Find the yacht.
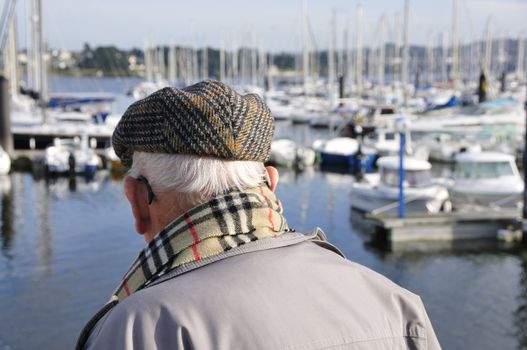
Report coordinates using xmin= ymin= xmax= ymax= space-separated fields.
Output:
xmin=44 ymin=137 xmax=101 ymax=176
xmin=269 ymin=139 xmax=315 ymax=168
xmin=448 ymin=152 xmax=524 ymax=209
xmin=350 ymin=156 xmax=451 ymax=214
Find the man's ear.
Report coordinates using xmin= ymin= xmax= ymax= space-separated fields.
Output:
xmin=265 ymin=166 xmax=279 ymax=192
xmin=124 ymin=176 xmax=152 ymax=235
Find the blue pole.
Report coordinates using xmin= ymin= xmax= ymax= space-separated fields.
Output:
xmin=398 ymin=132 xmax=406 ymax=218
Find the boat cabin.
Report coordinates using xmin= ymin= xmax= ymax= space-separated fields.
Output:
xmin=377 ymin=157 xmax=432 ymax=188
xmin=453 ymin=152 xmax=519 ymax=179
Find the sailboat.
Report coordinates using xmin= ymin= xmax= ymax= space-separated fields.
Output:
xmin=1 ymin=0 xmax=118 ymax=151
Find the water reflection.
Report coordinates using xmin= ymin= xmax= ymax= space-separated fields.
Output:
xmin=0 ymin=126 xmax=525 ymax=350
xmin=0 ymin=176 xmax=14 ymax=256
xmin=35 ymin=179 xmax=53 ymax=274
xmin=44 ymin=171 xmax=109 ymax=199
xmin=516 ymin=250 xmax=527 ymax=350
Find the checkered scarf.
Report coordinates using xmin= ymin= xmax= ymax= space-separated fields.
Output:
xmin=113 ymin=184 xmax=288 ymax=301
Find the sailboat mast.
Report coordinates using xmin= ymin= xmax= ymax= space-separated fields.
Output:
xmin=192 ymin=46 xmax=198 ymax=84
xmin=517 ymin=31 xmax=525 ymax=79
xmin=451 ymin=0 xmax=459 ymax=85
xmin=328 ymin=9 xmax=336 ymax=99
xmin=441 ymin=31 xmax=448 ymax=82
xmin=158 ymin=46 xmax=166 ymax=82
xmin=402 ymin=0 xmax=410 ymax=107
xmin=168 ymin=44 xmax=177 ymax=85
xmin=201 ymin=47 xmax=208 ymax=80
xmin=393 ymin=13 xmax=400 ymax=84
xmin=251 ymin=33 xmax=257 ymax=87
xmin=355 ymin=5 xmax=363 ymax=97
xmin=484 ymin=16 xmax=493 ymax=77
xmin=498 ymin=33 xmax=506 ymax=76
xmin=219 ymin=38 xmax=225 ymax=82
xmin=377 ymin=15 xmax=385 ymax=90
xmin=302 ymin=0 xmax=309 ymax=96
xmin=427 ymin=32 xmax=435 ymax=84
xmin=6 ymin=13 xmax=18 ymax=98
xmin=32 ymin=0 xmax=47 ymax=121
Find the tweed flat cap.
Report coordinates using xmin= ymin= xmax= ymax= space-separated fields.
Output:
xmin=112 ymin=80 xmax=274 ymax=167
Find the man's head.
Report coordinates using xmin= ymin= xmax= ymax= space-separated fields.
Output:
xmin=112 ymin=81 xmax=277 ymax=242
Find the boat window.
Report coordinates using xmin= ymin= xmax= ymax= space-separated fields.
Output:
xmin=380 ymin=168 xmax=432 ymax=187
xmin=456 ymin=161 xmax=515 ymax=179
xmin=380 ymin=108 xmax=395 ymax=115
xmin=380 ymin=168 xmax=399 ymax=187
xmin=368 ymin=133 xmax=379 ymax=142
xmin=406 ymin=170 xmax=432 ymax=187
xmin=455 ymin=162 xmax=473 ymax=179
xmin=385 ymin=132 xmax=395 ymax=140
xmin=476 ymin=161 xmax=514 ymax=178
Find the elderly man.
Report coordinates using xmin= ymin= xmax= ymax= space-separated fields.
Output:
xmin=77 ymin=81 xmax=441 ymax=350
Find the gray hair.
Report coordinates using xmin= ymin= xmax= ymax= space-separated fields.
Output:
xmin=128 ymin=152 xmax=266 ymax=208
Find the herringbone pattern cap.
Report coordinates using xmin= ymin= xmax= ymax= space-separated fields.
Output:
xmin=112 ymin=80 xmax=274 ymax=167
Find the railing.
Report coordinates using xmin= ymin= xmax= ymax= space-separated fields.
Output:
xmin=370 ymin=194 xmax=427 ymax=215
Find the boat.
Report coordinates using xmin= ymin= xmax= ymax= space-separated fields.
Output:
xmin=350 ymin=156 xmax=451 ymax=214
xmin=416 ymin=132 xmax=482 ymax=163
xmin=265 ymin=91 xmax=295 ymax=121
xmin=0 ymin=146 xmax=11 ymax=175
xmin=410 ymin=98 xmax=524 ymax=134
xmin=312 ymin=137 xmax=360 ymax=169
xmin=44 ymin=137 xmax=101 ymax=176
xmin=3 ymin=0 xmax=119 ymax=151
xmin=269 ymin=139 xmax=315 ymax=168
xmin=309 ymin=113 xmax=344 ymax=129
xmin=448 ymin=152 xmax=524 ymax=209
xmin=131 ymin=81 xmax=166 ymax=100
xmin=362 ymin=128 xmax=401 ymax=157
xmin=104 ymin=146 xmax=126 ymax=173
xmin=289 ymin=96 xmax=333 ymax=124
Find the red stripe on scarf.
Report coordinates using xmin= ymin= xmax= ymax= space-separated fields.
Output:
xmin=184 ymin=214 xmax=201 ymax=260
xmin=123 ymin=279 xmax=131 ymax=296
xmin=259 ymin=185 xmax=277 ymax=238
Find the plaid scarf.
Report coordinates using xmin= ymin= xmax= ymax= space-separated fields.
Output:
xmin=113 ymin=184 xmax=288 ymax=301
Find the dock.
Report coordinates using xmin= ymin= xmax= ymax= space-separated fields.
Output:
xmin=364 ymin=208 xmax=523 ymax=243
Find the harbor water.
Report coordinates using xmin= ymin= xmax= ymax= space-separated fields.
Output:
xmin=0 ymin=78 xmax=526 ymax=350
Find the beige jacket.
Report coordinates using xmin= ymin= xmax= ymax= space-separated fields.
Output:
xmin=80 ymin=230 xmax=441 ymax=349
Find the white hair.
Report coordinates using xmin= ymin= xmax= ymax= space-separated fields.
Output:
xmin=128 ymin=152 xmax=266 ymax=208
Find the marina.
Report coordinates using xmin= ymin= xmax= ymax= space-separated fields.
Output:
xmin=0 ymin=0 xmax=526 ymax=348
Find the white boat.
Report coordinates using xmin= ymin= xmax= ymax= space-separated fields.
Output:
xmin=269 ymin=139 xmax=315 ymax=168
xmin=44 ymin=137 xmax=101 ymax=175
xmin=350 ymin=156 xmax=451 ymax=214
xmin=417 ymin=132 xmax=482 ymax=163
xmin=362 ymin=128 xmax=401 ymax=157
xmin=411 ymin=98 xmax=524 ymax=134
xmin=448 ymin=152 xmax=524 ymax=209
xmin=104 ymin=146 xmax=125 ymax=172
xmin=0 ymin=146 xmax=11 ymax=175
xmin=309 ymin=113 xmax=344 ymax=129
xmin=312 ymin=137 xmax=360 ymax=168
xmin=355 ymin=104 xmax=401 ymax=129
xmin=265 ymin=92 xmax=295 ymax=121
xmin=289 ymin=96 xmax=333 ymax=124
xmin=131 ymin=81 xmax=167 ymax=100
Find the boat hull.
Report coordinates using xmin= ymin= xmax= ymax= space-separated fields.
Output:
xmin=350 ymin=185 xmax=449 ymax=214
xmin=450 ymin=190 xmax=522 ymax=209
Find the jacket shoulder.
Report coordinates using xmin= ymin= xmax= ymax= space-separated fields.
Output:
xmin=85 ymin=293 xmax=192 ymax=350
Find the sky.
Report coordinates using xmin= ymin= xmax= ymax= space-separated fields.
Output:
xmin=9 ymin=0 xmax=527 ymax=52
